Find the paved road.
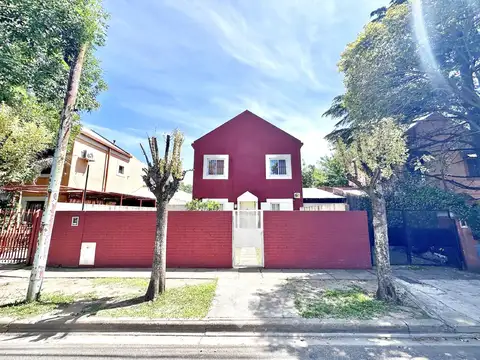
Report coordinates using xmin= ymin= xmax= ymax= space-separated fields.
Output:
xmin=1 ymin=333 xmax=480 ymax=359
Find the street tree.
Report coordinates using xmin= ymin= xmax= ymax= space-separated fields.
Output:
xmin=0 ymin=0 xmax=107 ymax=110
xmin=335 ymin=119 xmax=408 ymax=302
xmin=326 ymin=0 xmax=480 ymax=190
xmin=141 ymin=131 xmax=190 ymax=301
xmin=26 ymin=0 xmax=108 ymax=302
xmin=340 ymin=0 xmax=480 ymax=131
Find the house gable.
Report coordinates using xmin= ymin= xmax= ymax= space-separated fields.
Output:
xmin=191 ymin=110 xmax=304 ymax=210
xmin=192 ymin=110 xmax=303 ymax=149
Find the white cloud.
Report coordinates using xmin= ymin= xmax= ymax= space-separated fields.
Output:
xmin=163 ymin=0 xmax=341 ymax=90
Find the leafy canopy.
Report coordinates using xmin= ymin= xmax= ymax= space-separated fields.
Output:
xmin=335 ymin=119 xmax=408 ymax=190
xmin=0 ymin=0 xmax=108 ymax=184
xmin=0 ymin=100 xmax=54 ymax=184
xmin=302 ymin=156 xmax=348 ymax=188
xmin=0 ymin=0 xmax=108 ymax=110
xmin=337 ymin=0 xmax=480 ymax=131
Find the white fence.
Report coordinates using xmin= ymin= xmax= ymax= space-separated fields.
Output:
xmin=300 ymin=203 xmax=348 ymax=211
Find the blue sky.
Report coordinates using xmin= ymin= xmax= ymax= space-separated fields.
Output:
xmin=83 ymin=0 xmax=386 ymax=183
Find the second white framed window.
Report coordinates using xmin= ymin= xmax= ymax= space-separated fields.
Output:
xmin=203 ymin=155 xmax=229 ymax=179
xmin=266 ymin=154 xmax=292 ymax=179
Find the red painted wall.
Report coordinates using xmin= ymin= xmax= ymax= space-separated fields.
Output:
xmin=192 ymin=111 xmax=304 ymax=209
xmin=46 ymin=211 xmax=232 ymax=268
xmin=263 ymin=211 xmax=371 ymax=269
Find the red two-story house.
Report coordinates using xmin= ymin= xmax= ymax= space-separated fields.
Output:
xmin=192 ymin=110 xmax=303 ymax=210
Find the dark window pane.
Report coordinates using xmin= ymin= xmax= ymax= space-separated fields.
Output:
xmin=278 ymin=159 xmax=287 ymax=175
xmin=216 ymin=160 xmax=224 ymax=175
xmin=208 ymin=160 xmax=216 ymax=175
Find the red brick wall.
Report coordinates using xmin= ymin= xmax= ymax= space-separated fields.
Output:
xmin=263 ymin=211 xmax=371 ymax=269
xmin=47 ymin=211 xmax=232 ymax=268
xmin=167 ymin=212 xmax=232 ymax=268
xmin=45 ymin=210 xmax=371 ymax=269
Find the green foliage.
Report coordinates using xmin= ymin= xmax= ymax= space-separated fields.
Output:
xmin=179 ymin=182 xmax=192 ymax=194
xmin=0 ymin=100 xmax=54 ymax=184
xmin=186 ymin=199 xmax=222 ymax=211
xmin=302 ymin=161 xmax=325 ymax=188
xmin=318 ymin=156 xmax=349 ymax=187
xmin=348 ymin=174 xmax=480 ymax=236
xmin=336 ymin=0 xmax=480 ymax=134
xmin=0 ymin=0 xmax=109 ymax=110
xmin=302 ymin=156 xmax=349 ymax=188
xmin=0 ymin=0 xmax=108 ymax=185
xmin=335 ymin=119 xmax=408 ymax=189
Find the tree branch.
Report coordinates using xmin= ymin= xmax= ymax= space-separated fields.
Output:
xmin=370 ymin=168 xmax=381 ymax=188
xmin=140 ymin=142 xmax=152 ymax=168
xmin=423 ymin=173 xmax=480 ymax=191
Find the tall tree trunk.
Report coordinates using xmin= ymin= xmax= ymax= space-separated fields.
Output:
xmin=26 ymin=43 xmax=88 ymax=303
xmin=145 ymin=199 xmax=168 ymax=301
xmin=371 ymin=182 xmax=397 ymax=303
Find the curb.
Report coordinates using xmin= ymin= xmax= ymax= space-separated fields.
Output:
xmin=0 ymin=317 xmax=473 ymax=334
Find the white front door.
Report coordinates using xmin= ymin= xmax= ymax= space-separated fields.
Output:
xmin=232 ymin=210 xmax=264 ymax=268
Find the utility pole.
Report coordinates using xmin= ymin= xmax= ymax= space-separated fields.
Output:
xmin=26 ymin=44 xmax=88 ymax=302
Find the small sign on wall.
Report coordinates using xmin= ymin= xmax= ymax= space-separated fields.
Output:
xmin=79 ymin=242 xmax=96 ymax=265
xmin=71 ymin=216 xmax=79 ymax=226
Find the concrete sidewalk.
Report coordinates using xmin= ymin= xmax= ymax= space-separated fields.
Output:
xmin=394 ymin=267 xmax=480 ymax=332
xmin=0 ymin=266 xmax=377 ymax=281
xmin=2 ymin=266 xmax=480 ymax=334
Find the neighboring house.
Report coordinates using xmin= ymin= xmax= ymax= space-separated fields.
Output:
xmin=301 ymin=188 xmax=347 ymax=211
xmin=192 ymin=110 xmax=303 ymax=210
xmin=5 ymin=127 xmax=156 ymax=210
xmin=408 ymin=114 xmax=480 ymax=200
xmin=167 ymin=190 xmax=192 ymax=211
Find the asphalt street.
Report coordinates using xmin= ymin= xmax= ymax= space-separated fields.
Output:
xmin=0 ymin=332 xmax=480 ymax=359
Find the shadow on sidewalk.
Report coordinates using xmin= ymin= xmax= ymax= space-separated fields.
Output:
xmin=246 ymin=273 xmax=430 ymax=359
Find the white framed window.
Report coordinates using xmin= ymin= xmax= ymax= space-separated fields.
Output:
xmin=203 ymin=155 xmax=229 ymax=179
xmin=266 ymin=154 xmax=292 ymax=179
xmin=117 ymin=164 xmax=125 ymax=176
xmin=270 ymin=203 xmax=281 ymax=211
xmin=266 ymin=198 xmax=294 ymax=211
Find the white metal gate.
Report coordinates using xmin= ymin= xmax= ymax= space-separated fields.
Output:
xmin=232 ymin=210 xmax=264 ymax=268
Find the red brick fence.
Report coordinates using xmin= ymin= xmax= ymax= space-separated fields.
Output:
xmin=37 ymin=210 xmax=372 ymax=269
